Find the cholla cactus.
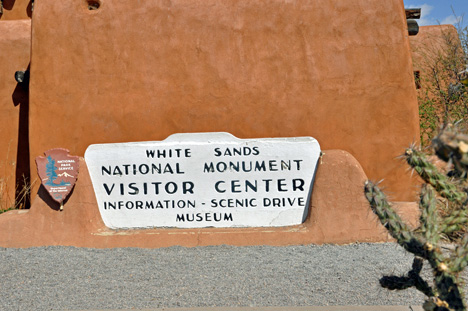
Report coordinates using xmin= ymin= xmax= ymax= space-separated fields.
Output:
xmin=365 ymin=124 xmax=468 ymax=311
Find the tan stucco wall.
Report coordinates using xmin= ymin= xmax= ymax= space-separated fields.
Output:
xmin=28 ymin=0 xmax=420 ymax=201
xmin=0 ymin=20 xmax=31 ymax=210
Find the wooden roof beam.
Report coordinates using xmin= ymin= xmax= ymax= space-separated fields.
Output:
xmin=406 ymin=8 xmax=421 ymax=20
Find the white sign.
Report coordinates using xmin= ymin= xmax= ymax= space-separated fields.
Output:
xmin=84 ymin=133 xmax=321 ymax=229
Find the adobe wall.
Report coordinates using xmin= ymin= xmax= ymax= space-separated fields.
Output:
xmin=29 ymin=0 xmax=420 ymax=201
xmin=0 ymin=20 xmax=31 ymax=210
xmin=410 ymin=24 xmax=461 ymax=74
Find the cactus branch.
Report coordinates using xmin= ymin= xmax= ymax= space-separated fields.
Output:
xmin=365 ymin=180 xmax=425 ymax=256
xmin=440 ymin=210 xmax=468 ymax=236
xmin=404 ymin=147 xmax=466 ymax=203
xmin=451 ymin=234 xmax=468 ymax=273
xmin=420 ymin=184 xmax=440 ymax=244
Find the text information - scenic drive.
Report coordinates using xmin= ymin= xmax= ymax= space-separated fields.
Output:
xmin=84 ymin=133 xmax=321 ymax=229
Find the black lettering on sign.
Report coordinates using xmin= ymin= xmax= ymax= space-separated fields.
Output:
xmin=202 ymin=159 xmax=301 ymax=174
xmin=146 ymin=149 xmax=192 ymax=158
xmin=213 ymin=179 xmax=305 ymax=193
xmin=215 ymin=181 xmax=226 ymax=193
xmin=211 ymin=198 xmax=257 ymax=208
xmin=204 ymin=162 xmax=215 ymax=173
xmin=175 ymin=213 xmax=234 ymax=222
xmin=128 ymin=183 xmax=139 ymax=195
xmin=103 ymin=183 xmax=115 ymax=195
xmin=104 ymin=200 xmax=196 ymax=210
xmin=213 ymin=147 xmax=260 ymax=157
xmin=263 ymin=197 xmax=305 ymax=207
xmin=101 ymin=163 xmax=185 ymax=175
xmin=102 ymin=181 xmax=195 ymax=195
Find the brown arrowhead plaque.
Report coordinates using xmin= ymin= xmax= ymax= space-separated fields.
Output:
xmin=36 ymin=148 xmax=80 ymax=210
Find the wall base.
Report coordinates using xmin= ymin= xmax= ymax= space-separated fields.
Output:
xmin=0 ymin=150 xmax=419 ymax=248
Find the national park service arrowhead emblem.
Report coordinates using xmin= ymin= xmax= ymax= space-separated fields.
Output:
xmin=36 ymin=148 xmax=80 ymax=210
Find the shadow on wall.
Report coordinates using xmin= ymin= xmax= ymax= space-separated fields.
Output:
xmin=2 ymin=0 xmax=16 ymax=10
xmin=27 ymin=0 xmax=32 ymax=17
xmin=0 ymin=0 xmax=33 ymax=18
xmin=12 ymin=64 xmax=30 ymax=209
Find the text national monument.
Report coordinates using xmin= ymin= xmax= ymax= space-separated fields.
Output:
xmin=84 ymin=133 xmax=321 ymax=229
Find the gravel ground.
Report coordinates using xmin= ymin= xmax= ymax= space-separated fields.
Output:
xmin=0 ymin=243 xmax=455 ymax=311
